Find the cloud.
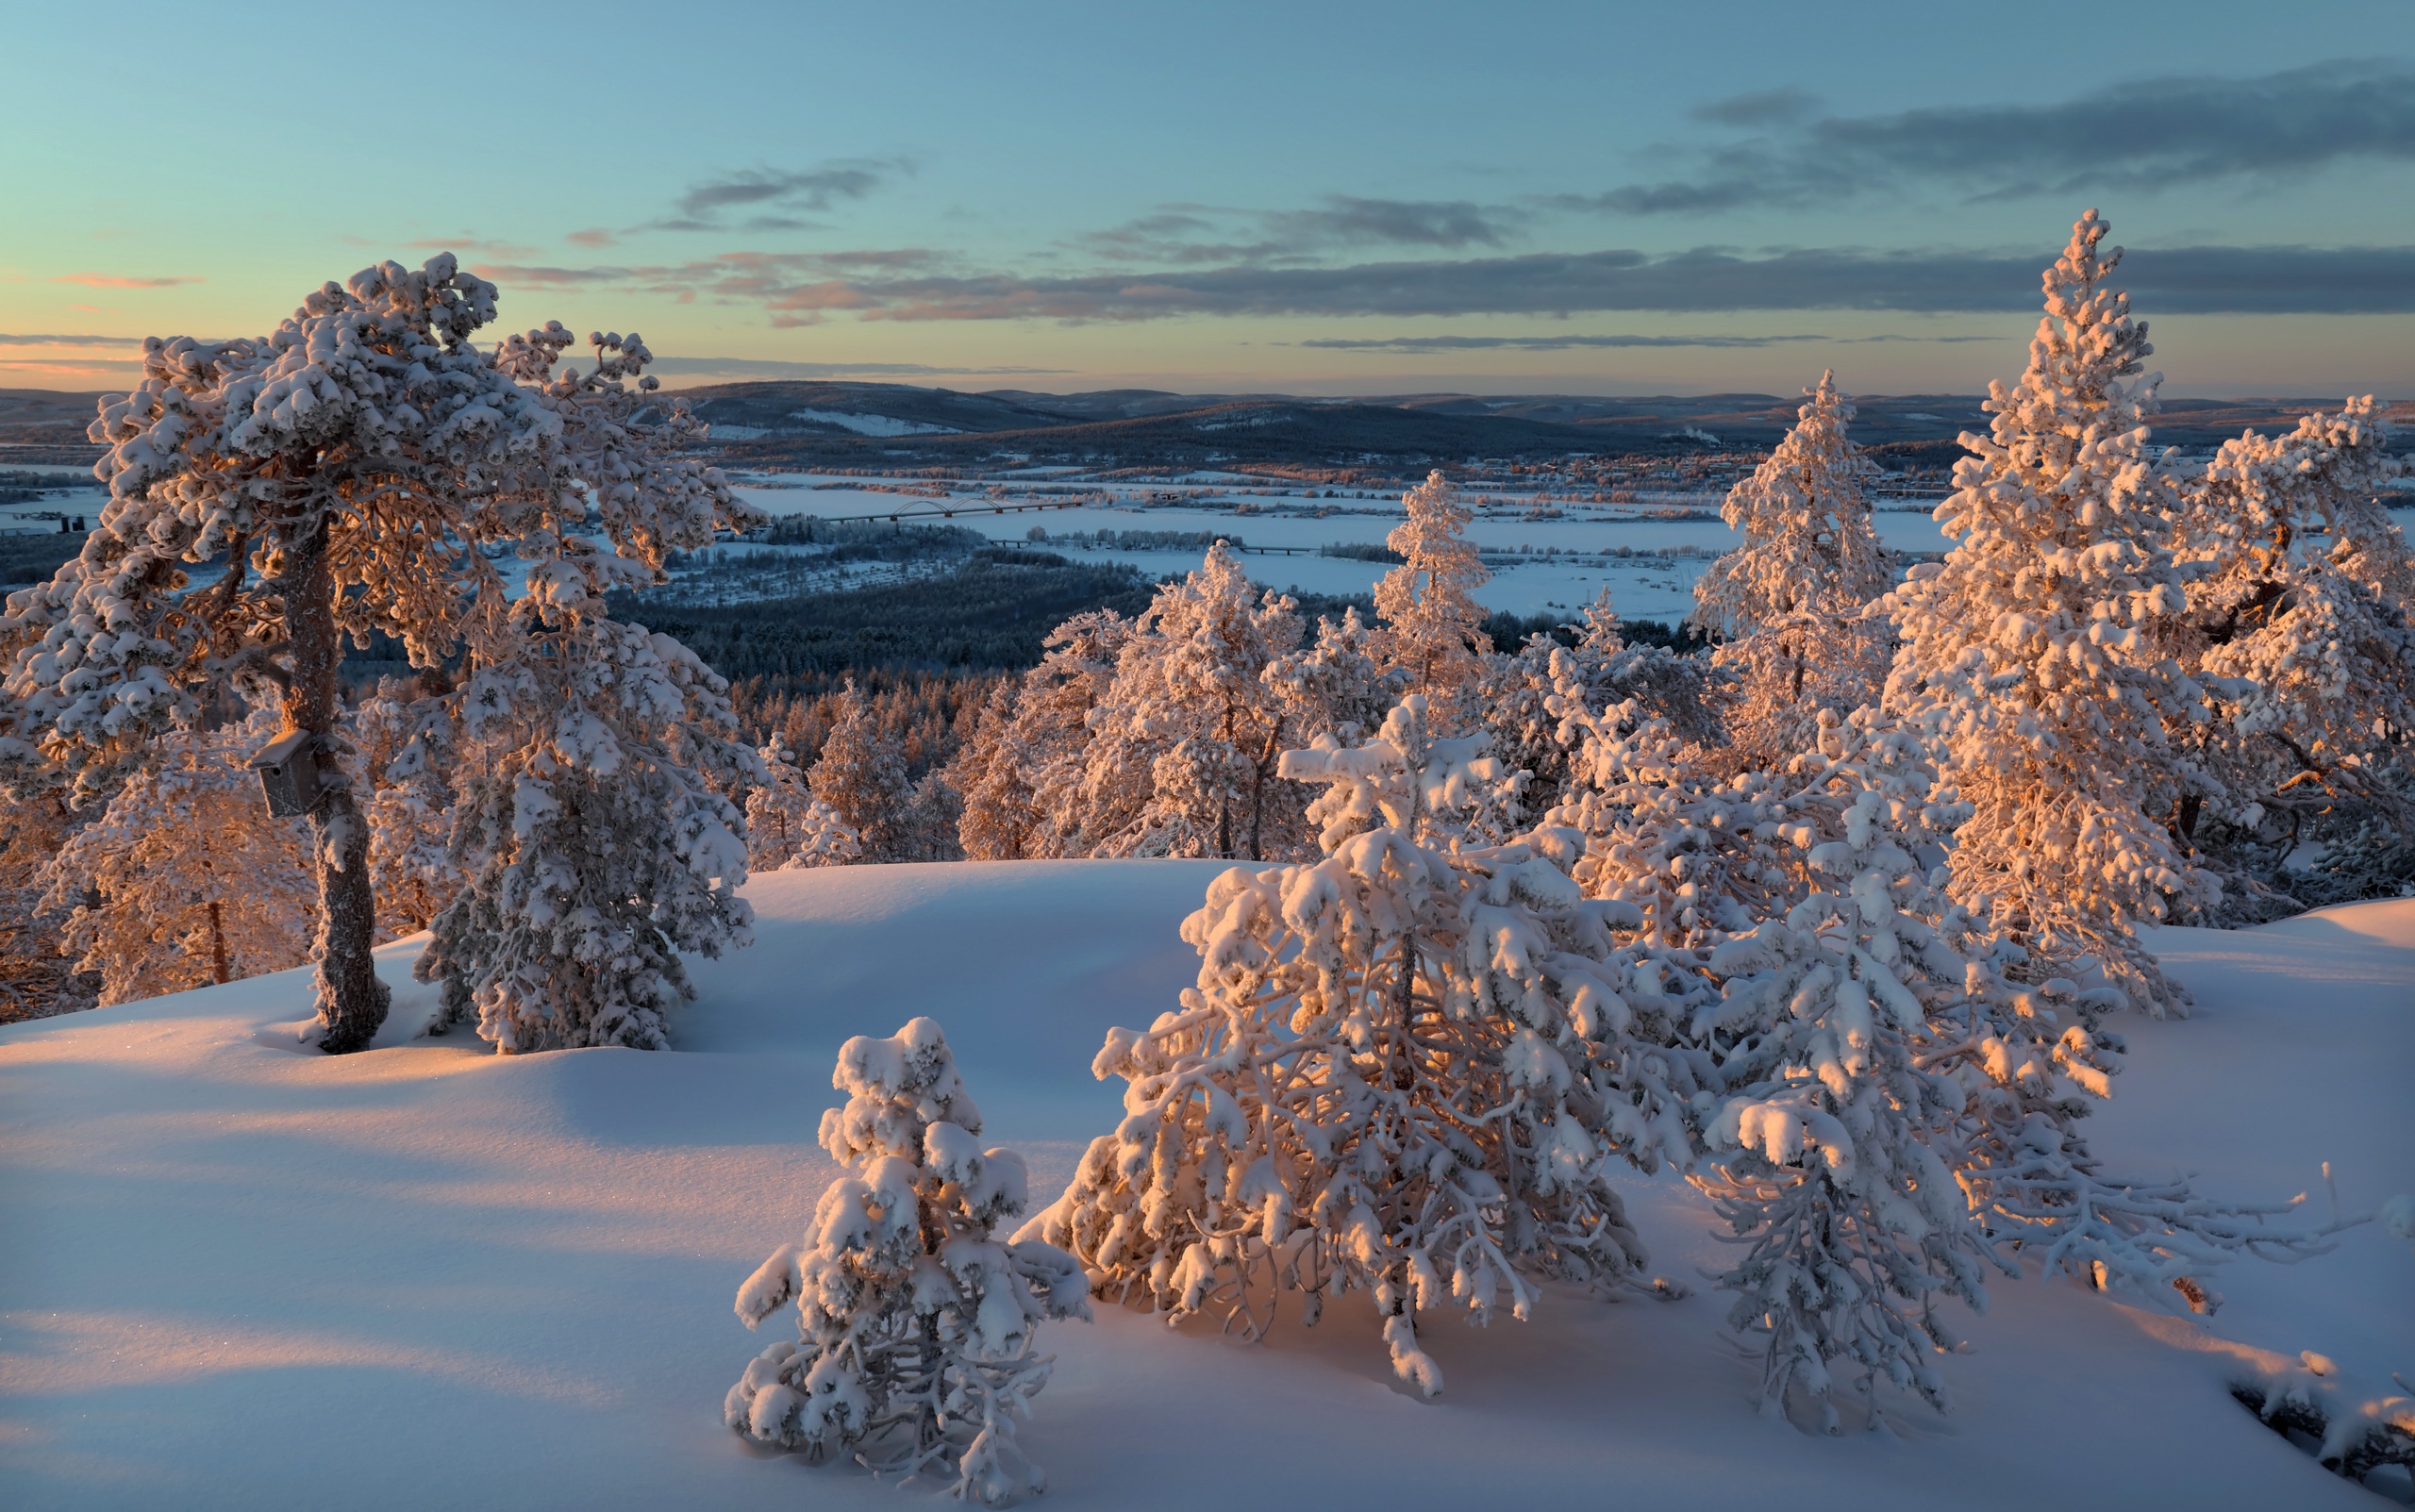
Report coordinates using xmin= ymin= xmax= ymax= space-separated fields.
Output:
xmin=0 ymin=333 xmax=143 ymax=346
xmin=1300 ymin=331 xmax=2007 ymax=354
xmin=1585 ymin=59 xmax=2415 ymax=213
xmin=1078 ymin=196 xmax=1524 ymax=264
xmin=50 ymin=273 xmax=201 ymax=289
xmin=566 ymin=228 xmax=618 ymax=248
xmin=1690 ymin=87 xmax=1822 ymax=128
xmin=475 ymin=237 xmax=2415 ymax=324
xmin=641 ymin=356 xmax=1071 ymax=380
xmin=643 ymin=158 xmax=913 ymax=232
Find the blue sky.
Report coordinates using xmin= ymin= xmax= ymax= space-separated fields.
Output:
xmin=5 ymin=0 xmax=2412 ymax=396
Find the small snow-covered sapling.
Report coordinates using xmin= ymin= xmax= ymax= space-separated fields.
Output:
xmin=725 ymin=1018 xmax=1090 ymax=1505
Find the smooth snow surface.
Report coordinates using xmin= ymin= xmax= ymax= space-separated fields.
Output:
xmin=4 ymin=862 xmax=2409 ymax=1509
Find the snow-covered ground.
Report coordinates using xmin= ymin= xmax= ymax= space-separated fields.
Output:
xmin=3 ymin=863 xmax=2408 ymax=1509
xmin=719 ymin=478 xmax=2415 ymax=623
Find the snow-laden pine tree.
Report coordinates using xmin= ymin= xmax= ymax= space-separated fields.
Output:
xmin=0 ymin=256 xmax=757 ymax=1050
xmin=41 ymin=705 xmax=319 ymax=1005
xmin=2173 ymin=398 xmax=2414 ymax=912
xmin=1374 ymin=471 xmax=1491 ymax=718
xmin=353 ymin=677 xmax=460 ymax=938
xmin=1079 ymin=543 xmax=1308 ymax=860
xmin=810 ymin=681 xmax=913 ymax=863
xmin=0 ymin=773 xmax=95 ymax=1022
xmin=1026 ymin=698 xmax=1688 ymax=1398
xmin=745 ymin=732 xmax=821 ymax=872
xmin=1690 ymin=373 xmax=1893 ymax=771
xmin=1547 ymin=679 xmax=2333 ymax=1410
xmin=1885 ymin=211 xmax=2212 ymax=1016
xmin=790 ymin=797 xmax=866 ymax=869
xmin=1479 ymin=590 xmax=1720 ymax=820
xmin=1264 ymin=604 xmax=1402 ymax=752
xmin=954 ymin=615 xmax=1134 ymax=860
xmin=415 ymin=525 xmax=759 ymax=1054
xmin=726 ymin=1019 xmax=1090 ymax=1504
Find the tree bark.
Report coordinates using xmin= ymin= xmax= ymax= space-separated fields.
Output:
xmin=208 ymin=900 xmax=229 ymax=985
xmin=282 ymin=512 xmax=390 ymax=1053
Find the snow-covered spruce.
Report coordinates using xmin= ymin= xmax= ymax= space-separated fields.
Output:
xmin=415 ymin=527 xmax=759 ymax=1053
xmin=1374 ymin=471 xmax=1492 ymax=720
xmin=726 ymin=1019 xmax=1090 ymax=1504
xmin=811 ymin=680 xmax=915 ymax=862
xmin=1884 ymin=211 xmax=2212 ymax=1017
xmin=1546 ymin=687 xmax=2335 ymax=1401
xmin=744 ymin=732 xmax=822 ymax=872
xmin=1025 ymin=698 xmax=1681 ymax=1399
xmin=0 ymin=256 xmax=758 ymax=1050
xmin=1690 ymin=372 xmax=1893 ymax=773
xmin=2174 ymin=397 xmax=2415 ymax=916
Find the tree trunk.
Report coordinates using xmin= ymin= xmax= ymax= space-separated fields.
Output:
xmin=283 ymin=513 xmax=390 ymax=1053
xmin=208 ymin=900 xmax=229 ymax=985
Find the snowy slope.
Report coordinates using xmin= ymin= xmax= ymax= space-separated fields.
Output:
xmin=2 ymin=865 xmax=2408 ymax=1510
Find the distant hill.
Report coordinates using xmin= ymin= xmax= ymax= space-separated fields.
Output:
xmin=675 ymin=380 xmax=2415 ymax=470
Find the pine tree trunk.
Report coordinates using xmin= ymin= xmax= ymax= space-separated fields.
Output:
xmin=282 ymin=513 xmax=390 ymax=1054
xmin=208 ymin=900 xmax=229 ymax=985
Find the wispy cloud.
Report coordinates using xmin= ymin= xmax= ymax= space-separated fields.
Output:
xmin=1575 ymin=59 xmax=2415 ymax=214
xmin=1079 ymin=195 xmax=1525 ymax=264
xmin=475 ymin=239 xmax=2415 ymax=323
xmin=565 ymin=227 xmax=618 ymax=249
xmin=1300 ymin=331 xmax=2008 ymax=354
xmin=1690 ymin=87 xmax=1822 ymax=128
xmin=642 ymin=158 xmax=915 ymax=233
xmin=642 ymin=356 xmax=1070 ymax=380
xmin=348 ymin=235 xmax=546 ymax=259
xmin=50 ymin=273 xmax=202 ymax=289
xmin=0 ymin=333 xmax=144 ymax=346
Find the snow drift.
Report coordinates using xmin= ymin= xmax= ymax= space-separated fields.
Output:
xmin=2 ymin=861 xmax=2409 ymax=1509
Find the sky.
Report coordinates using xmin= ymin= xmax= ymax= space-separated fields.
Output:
xmin=5 ymin=0 xmax=2413 ymax=400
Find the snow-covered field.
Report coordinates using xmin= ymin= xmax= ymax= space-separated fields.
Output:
xmin=4 ymin=863 xmax=2408 ymax=1510
xmin=717 ymin=478 xmax=2415 ymax=622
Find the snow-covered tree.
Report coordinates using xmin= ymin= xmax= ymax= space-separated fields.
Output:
xmin=1079 ymin=544 xmax=1307 ymax=860
xmin=353 ymin=677 xmax=460 ymax=938
xmin=1884 ymin=211 xmax=2212 ymax=1016
xmin=1690 ymin=373 xmax=1893 ymax=770
xmin=745 ymin=732 xmax=820 ymax=871
xmin=1547 ymin=685 xmax=2333 ymax=1415
xmin=1265 ymin=604 xmax=1402 ymax=752
xmin=2173 ymin=398 xmax=2414 ymax=912
xmin=415 ymin=526 xmax=759 ymax=1054
xmin=0 ymin=777 xmax=95 ymax=1022
xmin=1374 ymin=471 xmax=1491 ymax=716
xmin=0 ymin=255 xmax=757 ymax=1050
xmin=1026 ymin=699 xmax=1686 ymax=1398
xmin=790 ymin=797 xmax=866 ymax=869
xmin=726 ymin=1019 xmax=1091 ymax=1504
xmin=1480 ymin=590 xmax=1719 ymax=819
xmin=955 ymin=616 xmax=1133 ymax=861
xmin=811 ymin=681 xmax=913 ymax=862
xmin=41 ymin=705 xmax=319 ymax=1005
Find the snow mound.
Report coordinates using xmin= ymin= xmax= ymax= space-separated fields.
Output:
xmin=3 ymin=864 xmax=2408 ymax=1509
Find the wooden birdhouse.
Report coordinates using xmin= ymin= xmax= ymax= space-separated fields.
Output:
xmin=249 ymin=729 xmax=323 ymax=818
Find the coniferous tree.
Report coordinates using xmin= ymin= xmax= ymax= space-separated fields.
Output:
xmin=1885 ymin=212 xmax=2212 ymax=1016
xmin=2173 ymin=398 xmax=2415 ymax=911
xmin=417 ymin=527 xmax=759 ymax=1054
xmin=726 ymin=1019 xmax=1090 ymax=1504
xmin=810 ymin=680 xmax=913 ymax=862
xmin=1374 ymin=470 xmax=1491 ymax=718
xmin=1690 ymin=373 xmax=1893 ymax=771
xmin=42 ymin=706 xmax=319 ymax=1005
xmin=1029 ymin=698 xmax=1681 ymax=1398
xmin=0 ymin=256 xmax=757 ymax=1049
